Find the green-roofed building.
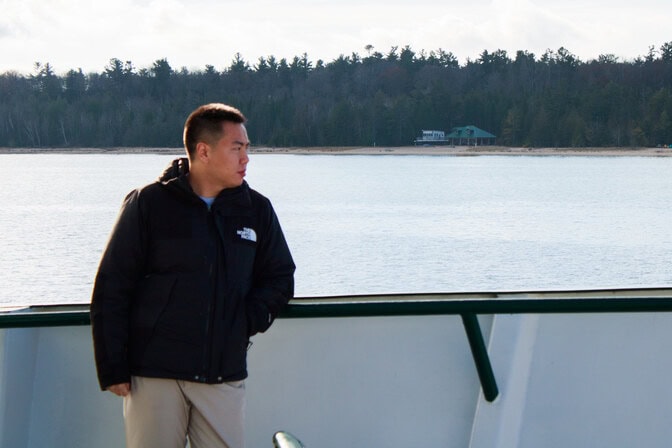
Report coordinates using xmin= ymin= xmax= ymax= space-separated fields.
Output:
xmin=446 ymin=125 xmax=496 ymax=146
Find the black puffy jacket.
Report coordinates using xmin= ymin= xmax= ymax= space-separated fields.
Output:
xmin=91 ymin=158 xmax=295 ymax=390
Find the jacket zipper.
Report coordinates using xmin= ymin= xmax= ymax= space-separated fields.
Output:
xmin=200 ymin=207 xmax=218 ymax=382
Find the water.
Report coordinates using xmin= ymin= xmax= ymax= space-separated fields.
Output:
xmin=1 ymin=153 xmax=671 ymax=307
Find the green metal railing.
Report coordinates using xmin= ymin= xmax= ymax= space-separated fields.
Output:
xmin=3 ymin=287 xmax=672 ymax=402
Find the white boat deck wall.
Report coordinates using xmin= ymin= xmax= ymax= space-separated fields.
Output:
xmin=245 ymin=315 xmax=486 ymax=448
xmin=469 ymin=314 xmax=541 ymax=448
xmin=3 ymin=311 xmax=672 ymax=447
xmin=0 ymin=326 xmax=123 ymax=448
xmin=0 ymin=328 xmax=40 ymax=448
xmin=470 ymin=313 xmax=672 ymax=448
xmin=0 ymin=315 xmax=485 ymax=448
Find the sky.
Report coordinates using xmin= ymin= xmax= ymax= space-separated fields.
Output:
xmin=1 ymin=0 xmax=670 ymax=75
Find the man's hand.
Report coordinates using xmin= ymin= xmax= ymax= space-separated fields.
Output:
xmin=107 ymin=383 xmax=131 ymax=397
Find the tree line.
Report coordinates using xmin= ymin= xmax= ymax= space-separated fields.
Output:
xmin=2 ymin=43 xmax=672 ymax=148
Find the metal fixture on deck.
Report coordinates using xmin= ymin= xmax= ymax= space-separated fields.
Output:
xmin=273 ymin=431 xmax=305 ymax=448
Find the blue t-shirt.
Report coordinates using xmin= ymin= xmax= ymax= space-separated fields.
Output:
xmin=200 ymin=196 xmax=215 ymax=210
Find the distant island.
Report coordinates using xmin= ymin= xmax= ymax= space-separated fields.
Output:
xmin=2 ymin=44 xmax=672 ymax=151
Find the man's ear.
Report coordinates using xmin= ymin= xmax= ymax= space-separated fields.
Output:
xmin=195 ymin=141 xmax=210 ymax=162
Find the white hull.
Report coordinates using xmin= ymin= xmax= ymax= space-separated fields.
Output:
xmin=2 ymin=289 xmax=672 ymax=447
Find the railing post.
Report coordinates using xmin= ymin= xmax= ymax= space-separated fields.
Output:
xmin=461 ymin=313 xmax=499 ymax=402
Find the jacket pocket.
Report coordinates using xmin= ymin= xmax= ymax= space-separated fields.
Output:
xmin=130 ymin=274 xmax=178 ymax=329
xmin=129 ymin=274 xmax=177 ymax=364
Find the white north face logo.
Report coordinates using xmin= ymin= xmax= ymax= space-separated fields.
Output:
xmin=236 ymin=227 xmax=257 ymax=242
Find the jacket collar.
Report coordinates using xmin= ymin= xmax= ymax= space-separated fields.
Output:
xmin=159 ymin=157 xmax=252 ymax=213
xmin=211 ymin=181 xmax=252 ymax=215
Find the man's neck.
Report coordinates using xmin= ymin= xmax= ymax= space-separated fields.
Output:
xmin=188 ymin=172 xmax=222 ymax=198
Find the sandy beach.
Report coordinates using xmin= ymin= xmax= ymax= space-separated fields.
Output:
xmin=252 ymin=145 xmax=672 ymax=157
xmin=1 ymin=145 xmax=671 ymax=156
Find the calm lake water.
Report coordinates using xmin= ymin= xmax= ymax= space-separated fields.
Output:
xmin=1 ymin=153 xmax=671 ymax=307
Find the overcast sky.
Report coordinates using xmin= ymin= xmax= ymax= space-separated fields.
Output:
xmin=2 ymin=0 xmax=670 ymax=75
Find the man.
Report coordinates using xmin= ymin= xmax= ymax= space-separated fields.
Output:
xmin=91 ymin=103 xmax=295 ymax=448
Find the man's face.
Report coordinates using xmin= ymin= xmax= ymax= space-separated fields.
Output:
xmin=204 ymin=122 xmax=250 ymax=189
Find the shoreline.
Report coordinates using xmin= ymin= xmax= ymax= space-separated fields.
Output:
xmin=1 ymin=145 xmax=671 ymax=156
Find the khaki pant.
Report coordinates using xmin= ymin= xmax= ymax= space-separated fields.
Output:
xmin=123 ymin=376 xmax=246 ymax=448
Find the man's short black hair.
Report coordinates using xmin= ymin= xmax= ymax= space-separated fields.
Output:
xmin=183 ymin=103 xmax=247 ymax=157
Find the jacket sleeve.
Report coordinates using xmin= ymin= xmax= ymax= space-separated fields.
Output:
xmin=90 ymin=189 xmax=147 ymax=390
xmin=246 ymin=200 xmax=295 ymax=336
